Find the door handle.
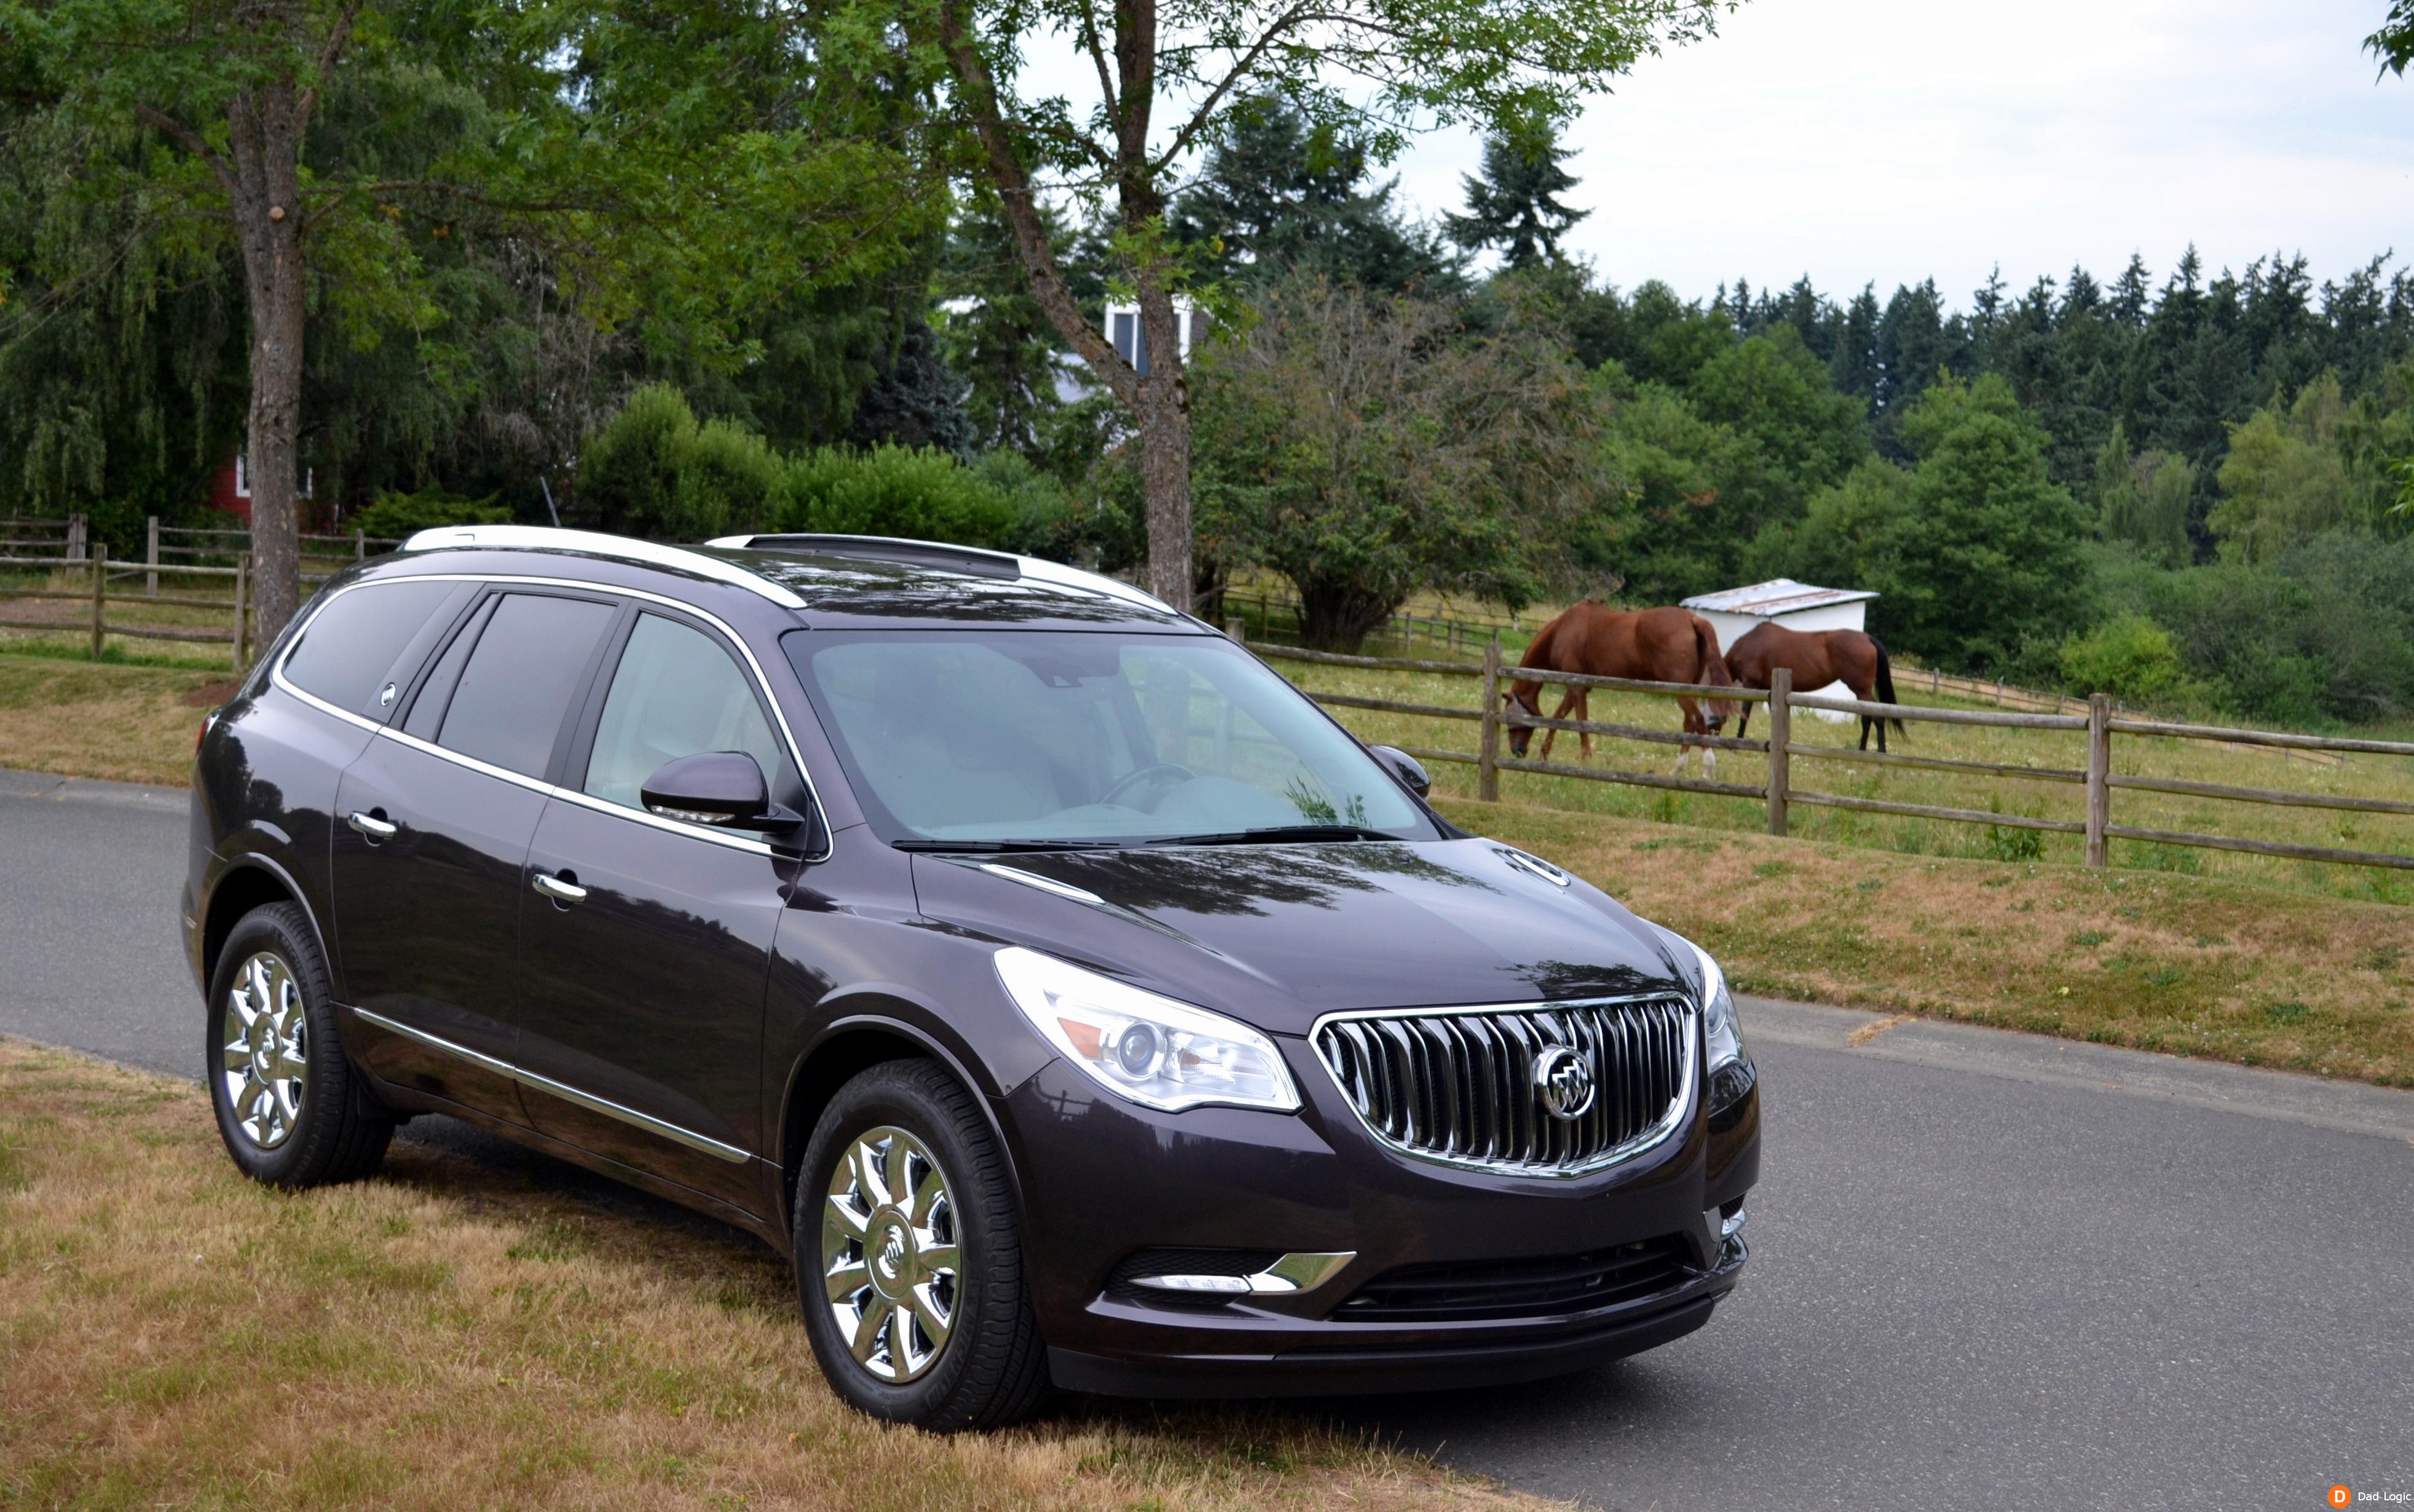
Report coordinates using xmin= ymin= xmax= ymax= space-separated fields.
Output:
xmin=532 ymin=872 xmax=588 ymax=905
xmin=347 ymin=810 xmax=397 ymax=840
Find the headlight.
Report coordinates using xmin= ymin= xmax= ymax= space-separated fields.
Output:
xmin=993 ymin=947 xmax=1301 ymax=1114
xmin=1684 ymin=938 xmax=1746 ymax=1074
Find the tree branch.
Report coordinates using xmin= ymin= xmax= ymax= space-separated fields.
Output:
xmin=1078 ymin=0 xmax=1119 ymax=120
xmin=933 ymin=0 xmax=1138 ymax=405
xmin=296 ymin=0 xmax=366 ymax=122
xmin=133 ymin=104 xmax=237 ymax=198
xmin=1153 ymin=1 xmax=1314 ymax=172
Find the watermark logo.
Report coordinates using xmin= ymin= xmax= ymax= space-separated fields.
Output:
xmin=2333 ymin=1490 xmax=2353 ymax=1509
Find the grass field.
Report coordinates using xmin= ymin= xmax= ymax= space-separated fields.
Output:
xmin=0 ymin=1039 xmax=1550 ymax=1512
xmin=2 ymin=642 xmax=2407 ymax=1085
xmin=1274 ymin=655 xmax=2414 ymax=906
xmin=0 ymin=649 xmax=229 ymax=787
xmin=1439 ymin=799 xmax=2414 ymax=1087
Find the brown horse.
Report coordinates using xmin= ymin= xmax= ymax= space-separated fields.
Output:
xmin=1504 ymin=604 xmax=1743 ymax=776
xmin=1726 ymin=623 xmax=1906 ymax=752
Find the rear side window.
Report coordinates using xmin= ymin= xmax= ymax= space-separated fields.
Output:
xmin=436 ymin=594 xmax=615 ymax=778
xmin=281 ymin=580 xmax=457 ymax=715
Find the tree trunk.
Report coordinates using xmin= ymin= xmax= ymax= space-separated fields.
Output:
xmin=1131 ymin=353 xmax=1192 ymax=613
xmin=1295 ymin=577 xmax=1401 ymax=653
xmin=226 ymin=81 xmax=311 ymax=645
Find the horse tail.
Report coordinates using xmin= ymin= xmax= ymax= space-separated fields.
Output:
xmin=1693 ymin=615 xmax=1731 ymax=685
xmin=1871 ymin=636 xmax=1906 ymax=735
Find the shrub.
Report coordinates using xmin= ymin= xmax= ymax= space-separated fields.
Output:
xmin=347 ymin=487 xmax=511 ymax=539
xmin=2057 ymin=615 xmax=2195 ymax=706
xmin=770 ymin=444 xmax=1016 ymax=548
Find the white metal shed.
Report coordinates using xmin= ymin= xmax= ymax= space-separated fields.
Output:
xmin=1680 ymin=579 xmax=1879 ymax=720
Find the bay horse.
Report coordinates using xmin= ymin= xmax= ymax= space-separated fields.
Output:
xmin=1504 ymin=604 xmax=1743 ymax=776
xmin=1726 ymin=623 xmax=1906 ymax=752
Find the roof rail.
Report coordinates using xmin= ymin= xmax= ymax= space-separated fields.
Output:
xmin=709 ymin=533 xmax=1172 ymax=614
xmin=400 ymin=526 xmax=806 ymax=609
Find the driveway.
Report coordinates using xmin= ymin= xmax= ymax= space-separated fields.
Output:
xmin=4 ymin=767 xmax=2409 ymax=1511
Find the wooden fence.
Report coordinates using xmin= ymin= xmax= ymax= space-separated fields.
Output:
xmin=1239 ymin=633 xmax=2414 ymax=875
xmin=0 ymin=517 xmax=406 ymax=669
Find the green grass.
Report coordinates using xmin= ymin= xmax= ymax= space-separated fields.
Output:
xmin=1272 ymin=656 xmax=2414 ymax=905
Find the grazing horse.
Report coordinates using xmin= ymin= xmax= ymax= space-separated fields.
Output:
xmin=1726 ymin=623 xmax=1906 ymax=752
xmin=1504 ymin=604 xmax=1743 ymax=776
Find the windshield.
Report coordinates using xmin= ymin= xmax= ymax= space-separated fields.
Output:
xmin=784 ymin=630 xmax=1433 ymax=846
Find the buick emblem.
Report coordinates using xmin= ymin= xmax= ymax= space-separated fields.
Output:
xmin=1532 ymin=1045 xmax=1596 ymax=1121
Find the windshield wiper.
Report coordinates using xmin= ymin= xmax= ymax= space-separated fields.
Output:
xmin=891 ymin=838 xmax=1119 ymax=853
xmin=1143 ymin=824 xmax=1402 ymax=847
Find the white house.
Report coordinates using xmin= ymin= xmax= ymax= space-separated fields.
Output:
xmin=1680 ymin=578 xmax=1879 ymax=720
xmin=1102 ymin=301 xmax=1210 ymax=377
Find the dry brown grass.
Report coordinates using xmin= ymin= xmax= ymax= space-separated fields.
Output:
xmin=0 ymin=655 xmax=227 ymax=787
xmin=0 ymin=1039 xmax=1557 ymax=1512
xmin=1445 ymin=798 xmax=2414 ymax=1086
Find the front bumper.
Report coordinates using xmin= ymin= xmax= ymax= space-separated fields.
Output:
xmin=1000 ymin=1042 xmax=1760 ymax=1396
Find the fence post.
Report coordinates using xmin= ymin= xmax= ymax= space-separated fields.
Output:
xmin=2085 ymin=692 xmax=2110 ymax=868
xmin=355 ymin=527 xmax=366 ymax=561
xmin=146 ymin=516 xmax=159 ymax=597
xmin=1766 ymin=667 xmax=1791 ymax=837
xmin=89 ymin=542 xmax=106 ymax=659
xmin=1478 ymin=639 xmax=1502 ymax=803
xmin=1225 ymin=616 xmax=1245 ymax=646
xmin=67 ymin=513 xmax=86 ymax=562
xmin=232 ymin=553 xmax=250 ymax=672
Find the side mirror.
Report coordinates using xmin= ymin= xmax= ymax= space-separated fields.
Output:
xmin=1370 ymin=744 xmax=1430 ymax=798
xmin=640 ymin=752 xmax=802 ymax=833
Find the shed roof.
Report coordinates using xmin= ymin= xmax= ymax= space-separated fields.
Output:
xmin=1679 ymin=578 xmax=1879 ymax=617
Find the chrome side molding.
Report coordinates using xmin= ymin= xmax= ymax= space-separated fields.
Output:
xmin=350 ymin=1006 xmax=750 ymax=1164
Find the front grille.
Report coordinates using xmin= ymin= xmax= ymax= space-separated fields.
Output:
xmin=1313 ymin=999 xmax=1695 ymax=1175
xmin=1336 ymin=1237 xmax=1692 ymax=1321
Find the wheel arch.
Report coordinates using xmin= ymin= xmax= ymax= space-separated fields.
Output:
xmin=200 ymin=856 xmax=325 ymax=997
xmin=775 ymin=1012 xmax=1030 ymax=1244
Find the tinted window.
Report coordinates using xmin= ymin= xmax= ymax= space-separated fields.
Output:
xmin=282 ymin=580 xmax=457 ymax=714
xmin=584 ymin=614 xmax=786 ymax=810
xmin=437 ymin=594 xmax=614 ymax=778
xmin=790 ymin=630 xmax=1429 ymax=843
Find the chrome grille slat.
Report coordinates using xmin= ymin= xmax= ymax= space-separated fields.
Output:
xmin=1313 ymin=998 xmax=1697 ymax=1178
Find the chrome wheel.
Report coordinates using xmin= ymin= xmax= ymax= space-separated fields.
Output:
xmin=220 ymin=951 xmax=308 ymax=1150
xmin=821 ymin=1125 xmax=960 ymax=1384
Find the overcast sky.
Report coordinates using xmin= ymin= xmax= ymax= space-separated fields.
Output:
xmin=1380 ymin=0 xmax=2414 ymax=309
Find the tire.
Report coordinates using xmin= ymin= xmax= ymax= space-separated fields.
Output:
xmin=207 ymin=901 xmax=393 ymax=1189
xmin=794 ymin=1060 xmax=1049 ymax=1430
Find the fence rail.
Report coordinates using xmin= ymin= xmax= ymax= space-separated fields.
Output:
xmin=1237 ymin=630 xmax=2413 ymax=875
xmin=0 ymin=550 xmax=253 ymax=669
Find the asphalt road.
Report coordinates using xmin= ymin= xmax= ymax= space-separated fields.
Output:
xmin=6 ymin=768 xmax=2411 ymax=1511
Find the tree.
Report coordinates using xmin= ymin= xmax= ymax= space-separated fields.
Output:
xmin=913 ymin=0 xmax=1724 ymax=611
xmin=1170 ymin=98 xmax=1460 ymax=296
xmin=2094 ymin=422 xmax=2193 ymax=568
xmin=1782 ymin=374 xmax=2092 ymax=670
xmin=2209 ymin=375 xmax=2354 ymax=564
xmin=1 ymin=0 xmax=941 ymax=638
xmin=1191 ymin=276 xmax=1603 ymax=649
xmin=1445 ymin=108 xmax=1590 ymax=270
xmin=2370 ymin=0 xmax=2413 ymax=76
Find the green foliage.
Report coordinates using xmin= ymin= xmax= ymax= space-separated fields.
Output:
xmin=577 ymin=384 xmax=1020 ymax=549
xmin=773 ymin=444 xmax=1014 ymax=547
xmin=1169 ymin=98 xmax=1463 ymax=297
xmin=2057 ymin=615 xmax=2195 ymax=707
xmin=1445 ymin=107 xmax=1590 ymax=270
xmin=2211 ymin=376 xmax=2356 ymax=563
xmin=1191 ymin=275 xmax=1603 ymax=649
xmin=347 ymin=488 xmax=512 ymax=538
xmin=1775 ymin=374 xmax=2093 ymax=671
xmin=2094 ymin=422 xmax=2193 ymax=567
xmin=2370 ymin=0 xmax=2414 ymax=75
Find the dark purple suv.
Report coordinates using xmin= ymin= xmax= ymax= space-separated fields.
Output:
xmin=185 ymin=527 xmax=1759 ymax=1429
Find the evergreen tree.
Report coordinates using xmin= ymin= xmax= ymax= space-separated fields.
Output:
xmin=1445 ymin=112 xmax=1591 ymax=270
xmin=1170 ymin=98 xmax=1461 ymax=295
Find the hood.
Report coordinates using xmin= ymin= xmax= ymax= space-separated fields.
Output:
xmin=908 ymin=838 xmax=1686 ymax=1036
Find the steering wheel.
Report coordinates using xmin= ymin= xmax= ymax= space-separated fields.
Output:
xmin=1100 ymin=762 xmax=1196 ymax=811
